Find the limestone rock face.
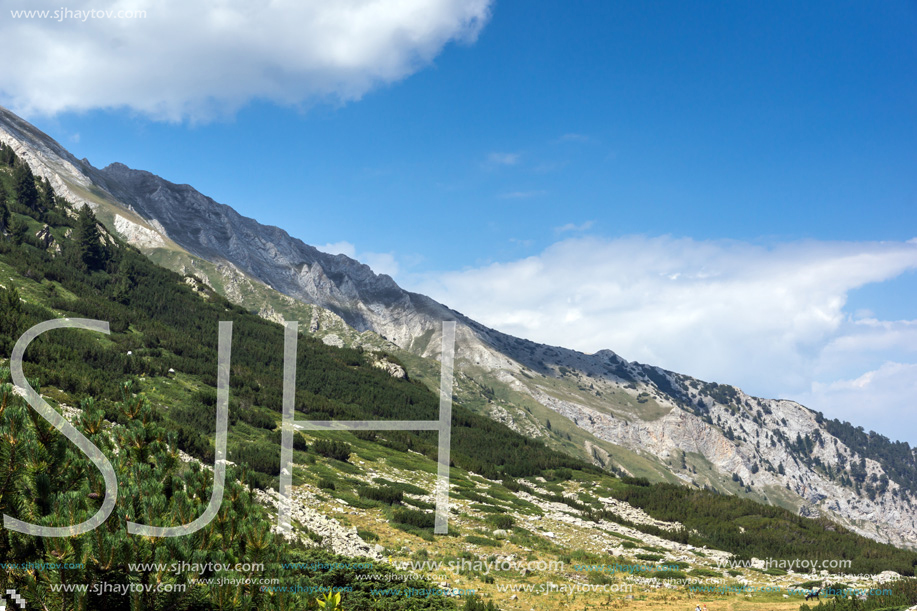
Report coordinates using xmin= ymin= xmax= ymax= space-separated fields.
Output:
xmin=0 ymin=106 xmax=98 ymax=211
xmin=371 ymin=356 xmax=406 ymax=379
xmin=2 ymin=103 xmax=916 ymax=549
xmin=113 ymin=214 xmax=166 ymax=248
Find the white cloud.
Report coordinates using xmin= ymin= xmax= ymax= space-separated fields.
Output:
xmin=0 ymin=0 xmax=492 ymax=121
xmin=316 ymin=241 xmax=357 ymax=258
xmin=362 ymin=252 xmax=400 ymax=278
xmin=817 ymin=318 xmax=917 ymax=371
xmin=556 ymin=220 xmax=594 ymax=232
xmin=409 ymin=235 xmax=917 ymax=441
xmin=799 ymin=362 xmax=917 ymax=442
xmin=316 ymin=241 xmax=399 ymax=278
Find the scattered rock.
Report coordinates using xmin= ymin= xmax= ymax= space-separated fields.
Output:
xmin=371 ymin=356 xmax=406 ymax=379
xmin=876 ymin=570 xmax=901 ymax=583
xmin=322 ymin=334 xmax=344 ymax=348
xmin=35 ymin=224 xmax=55 ymax=249
xmin=254 ymin=487 xmax=381 ymax=560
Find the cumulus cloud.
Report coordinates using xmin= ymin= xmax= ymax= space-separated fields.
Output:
xmin=0 ymin=0 xmax=492 ymax=121
xmin=316 ymin=241 xmax=357 ymax=258
xmin=316 ymin=241 xmax=399 ymax=278
xmin=814 ymin=318 xmax=917 ymax=376
xmin=362 ymin=252 xmax=400 ymax=278
xmin=409 ymin=235 xmax=917 ymax=440
xmin=799 ymin=362 xmax=917 ymax=441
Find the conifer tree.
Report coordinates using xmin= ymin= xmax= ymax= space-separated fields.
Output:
xmin=0 ymin=285 xmax=22 ymax=338
xmin=77 ymin=205 xmax=105 ymax=270
xmin=39 ymin=176 xmax=56 ymax=210
xmin=0 ymin=182 xmax=9 ymax=233
xmin=13 ymin=162 xmax=39 ymax=211
xmin=0 ymin=143 xmax=13 ymax=166
xmin=7 ymin=216 xmax=25 ymax=245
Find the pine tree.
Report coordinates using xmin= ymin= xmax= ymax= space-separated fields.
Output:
xmin=39 ymin=176 xmax=56 ymax=210
xmin=0 ymin=182 xmax=9 ymax=233
xmin=0 ymin=143 xmax=13 ymax=166
xmin=7 ymin=216 xmax=25 ymax=245
xmin=0 ymin=285 xmax=22 ymax=338
xmin=13 ymin=162 xmax=39 ymax=211
xmin=77 ymin=205 xmax=105 ymax=270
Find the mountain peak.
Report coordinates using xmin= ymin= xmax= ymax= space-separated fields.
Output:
xmin=2 ymin=104 xmax=917 ymax=549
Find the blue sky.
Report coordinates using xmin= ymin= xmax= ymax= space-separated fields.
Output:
xmin=3 ymin=1 xmax=917 ymax=441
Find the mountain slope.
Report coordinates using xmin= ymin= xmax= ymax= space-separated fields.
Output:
xmin=0 ymin=165 xmax=915 ymax=611
xmin=2 ymin=105 xmax=917 ymax=549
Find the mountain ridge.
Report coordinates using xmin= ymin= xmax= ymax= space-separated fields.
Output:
xmin=2 ymin=105 xmax=916 ymax=550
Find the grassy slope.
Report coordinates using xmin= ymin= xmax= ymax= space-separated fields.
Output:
xmin=4 ymin=158 xmax=917 ymax=611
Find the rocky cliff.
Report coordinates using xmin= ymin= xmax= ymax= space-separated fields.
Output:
xmin=2 ymin=104 xmax=915 ymax=549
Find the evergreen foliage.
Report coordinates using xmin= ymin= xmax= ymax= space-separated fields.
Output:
xmin=312 ymin=439 xmax=352 ymax=463
xmin=0 ymin=195 xmax=589 ymax=483
xmin=0 ymin=142 xmax=914 ymax=600
xmin=39 ymin=176 xmax=56 ymax=210
xmin=0 ymin=376 xmax=295 ymax=609
xmin=824 ymin=417 xmax=917 ymax=498
xmin=0 ymin=181 xmax=9 ymax=232
xmin=461 ymin=596 xmax=500 ymax=611
xmin=13 ymin=162 xmax=39 ymax=211
xmin=0 ymin=142 xmax=16 ymax=166
xmin=392 ymin=508 xmax=436 ymax=529
xmin=357 ymin=485 xmax=403 ymax=505
xmin=76 ymin=205 xmax=105 ymax=271
xmin=800 ymin=577 xmax=917 ymax=611
xmin=609 ymin=481 xmax=917 ymax=575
